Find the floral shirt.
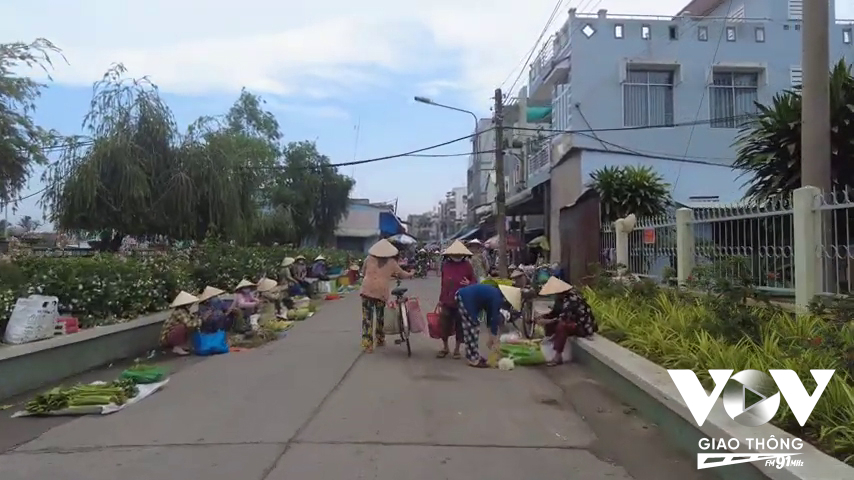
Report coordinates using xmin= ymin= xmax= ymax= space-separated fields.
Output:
xmin=541 ymin=288 xmax=597 ymax=337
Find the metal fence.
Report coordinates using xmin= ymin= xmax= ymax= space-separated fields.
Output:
xmin=628 ymin=213 xmax=676 ymax=280
xmin=814 ymin=191 xmax=854 ymax=296
xmin=688 ymin=198 xmax=794 ymax=294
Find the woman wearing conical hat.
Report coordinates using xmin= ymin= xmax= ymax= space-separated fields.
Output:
xmin=197 ymin=286 xmax=227 ymax=331
xmin=534 ymin=276 xmax=598 ymax=366
xmin=161 ymin=291 xmax=201 ymax=355
xmin=436 ymin=240 xmax=475 ymax=359
xmin=232 ymin=279 xmax=259 ymax=333
xmin=455 ymin=281 xmax=522 ymax=368
xmin=465 ymin=239 xmax=489 ymax=281
xmin=359 ymin=239 xmax=413 ymax=353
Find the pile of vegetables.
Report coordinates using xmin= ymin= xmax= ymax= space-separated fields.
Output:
xmin=499 ymin=343 xmax=545 ymax=366
xmin=263 ymin=320 xmax=294 ymax=332
xmin=286 ymin=308 xmax=312 ymax=320
xmin=25 ymin=380 xmax=139 ymax=413
xmin=119 ymin=363 xmax=166 ymax=384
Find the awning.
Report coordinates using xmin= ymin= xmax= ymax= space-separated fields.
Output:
xmin=526 ymin=107 xmax=552 ymax=122
xmin=449 ymin=226 xmax=480 ymax=242
xmin=379 ymin=212 xmax=405 ymax=237
xmin=506 ymin=184 xmax=546 ymax=216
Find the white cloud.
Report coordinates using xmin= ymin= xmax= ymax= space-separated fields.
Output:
xmin=9 ymin=1 xmax=851 ymax=111
xmin=267 ymin=102 xmax=350 ymax=120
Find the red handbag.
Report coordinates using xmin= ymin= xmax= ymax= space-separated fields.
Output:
xmin=427 ymin=304 xmax=443 ymax=339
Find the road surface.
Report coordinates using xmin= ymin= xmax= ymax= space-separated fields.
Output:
xmin=0 ymin=278 xmax=714 ymax=480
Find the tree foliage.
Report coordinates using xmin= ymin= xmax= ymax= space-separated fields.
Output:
xmin=733 ymin=60 xmax=854 ymax=201
xmin=588 ymin=165 xmax=670 ymax=222
xmin=0 ymin=39 xmax=63 ymax=205
xmin=41 ymin=65 xmax=353 ymax=247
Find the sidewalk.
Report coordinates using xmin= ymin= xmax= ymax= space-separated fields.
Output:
xmin=0 ymin=279 xmax=713 ymax=480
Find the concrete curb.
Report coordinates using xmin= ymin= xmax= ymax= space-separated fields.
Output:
xmin=0 ymin=311 xmax=169 ymax=399
xmin=572 ymin=335 xmax=852 ymax=480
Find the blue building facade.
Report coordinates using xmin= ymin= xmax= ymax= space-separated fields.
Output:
xmin=510 ymin=0 xmax=854 ymax=262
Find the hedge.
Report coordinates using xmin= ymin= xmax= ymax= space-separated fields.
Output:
xmin=0 ymin=243 xmax=362 ymax=331
xmin=585 ymin=272 xmax=854 ymax=465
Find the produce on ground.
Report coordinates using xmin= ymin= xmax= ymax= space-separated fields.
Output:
xmin=498 ymin=344 xmax=545 ymax=366
xmin=25 ymin=381 xmax=138 ymax=414
xmin=287 ymin=308 xmax=311 ymax=320
xmin=120 ymin=363 xmax=166 ymax=384
xmin=263 ymin=320 xmax=294 ymax=332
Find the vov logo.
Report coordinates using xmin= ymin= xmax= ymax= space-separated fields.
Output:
xmin=667 ymin=369 xmax=835 ymax=427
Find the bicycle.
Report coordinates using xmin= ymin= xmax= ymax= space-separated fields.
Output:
xmin=390 ymin=279 xmax=411 ymax=357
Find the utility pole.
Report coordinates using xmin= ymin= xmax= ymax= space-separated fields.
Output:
xmin=801 ymin=0 xmax=831 ymax=192
xmin=493 ymin=88 xmax=509 ymax=277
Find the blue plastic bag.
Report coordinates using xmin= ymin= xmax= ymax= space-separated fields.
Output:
xmin=192 ymin=330 xmax=229 ymax=356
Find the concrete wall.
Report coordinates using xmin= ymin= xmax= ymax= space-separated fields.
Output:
xmin=0 ymin=312 xmax=169 ymax=399
xmin=549 ymin=151 xmax=583 ymax=263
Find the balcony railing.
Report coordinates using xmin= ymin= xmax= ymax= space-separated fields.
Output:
xmin=526 ymin=142 xmax=550 ymax=180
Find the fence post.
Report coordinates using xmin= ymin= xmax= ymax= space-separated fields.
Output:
xmin=614 ymin=219 xmax=629 ymax=273
xmin=793 ymin=186 xmax=821 ymax=308
xmin=675 ymin=208 xmax=694 ymax=285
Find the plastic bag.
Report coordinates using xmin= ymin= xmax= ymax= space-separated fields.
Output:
xmin=405 ymin=298 xmax=426 ymax=334
xmin=427 ymin=304 xmax=443 ymax=339
xmin=3 ymin=295 xmax=59 ymax=345
xmin=382 ymin=301 xmax=400 ymax=335
xmin=540 ymin=336 xmax=572 ymax=363
xmin=120 ymin=366 xmax=167 ymax=384
xmin=316 ymin=281 xmax=332 ymax=294
xmin=192 ymin=330 xmax=229 ymax=356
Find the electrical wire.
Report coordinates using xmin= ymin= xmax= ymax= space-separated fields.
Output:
xmin=502 ymin=0 xmax=568 ymax=103
xmin=571 ymin=132 xmax=745 ymax=168
xmin=672 ymin=0 xmax=734 ymax=192
xmin=506 ymin=113 xmax=753 ymax=134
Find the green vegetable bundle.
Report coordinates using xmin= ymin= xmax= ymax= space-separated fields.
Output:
xmin=25 ymin=388 xmax=70 ymax=414
xmin=120 ymin=364 xmax=166 ymax=384
xmin=499 ymin=344 xmax=545 ymax=366
xmin=25 ymin=383 xmax=132 ymax=414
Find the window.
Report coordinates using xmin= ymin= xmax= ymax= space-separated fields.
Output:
xmin=698 ymin=26 xmax=709 ymax=41
xmin=755 ymin=27 xmax=765 ymax=42
xmin=709 ymin=71 xmax=759 ymax=128
xmin=668 ymin=25 xmax=678 ymax=40
xmin=844 ymin=28 xmax=852 ymax=44
xmin=726 ymin=26 xmax=736 ymax=41
xmin=623 ymin=69 xmax=675 ymax=127
xmin=615 ymin=24 xmax=624 ymax=38
xmin=641 ymin=25 xmax=651 ymax=39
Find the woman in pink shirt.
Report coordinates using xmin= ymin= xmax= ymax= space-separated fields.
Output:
xmin=436 ymin=240 xmax=476 ymax=359
xmin=360 ymin=239 xmax=414 ymax=352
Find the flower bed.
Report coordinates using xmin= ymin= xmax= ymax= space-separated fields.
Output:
xmin=584 ymin=273 xmax=854 ymax=465
xmin=0 ymin=242 xmax=361 ymax=331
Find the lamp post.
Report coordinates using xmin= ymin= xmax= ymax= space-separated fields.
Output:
xmin=414 ymin=96 xmax=480 ymax=221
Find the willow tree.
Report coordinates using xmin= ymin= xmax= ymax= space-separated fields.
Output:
xmin=42 ymin=65 xmax=263 ymax=246
xmin=0 ymin=39 xmax=62 ymax=205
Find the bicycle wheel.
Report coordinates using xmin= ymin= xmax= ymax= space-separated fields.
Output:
xmin=398 ymin=304 xmax=411 ymax=357
xmin=521 ymin=301 xmax=535 ymax=338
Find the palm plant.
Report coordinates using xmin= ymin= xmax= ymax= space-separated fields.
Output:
xmin=588 ymin=165 xmax=671 ymax=223
xmin=733 ymin=60 xmax=854 ymax=201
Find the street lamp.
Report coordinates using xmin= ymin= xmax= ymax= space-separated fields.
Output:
xmin=414 ymin=96 xmax=480 ymax=220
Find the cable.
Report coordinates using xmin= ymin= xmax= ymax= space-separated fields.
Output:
xmin=502 ymin=0 xmax=568 ymax=102
xmin=672 ymin=0 xmax=734 ymax=192
xmin=506 ymin=113 xmax=753 ymax=134
xmin=572 ymin=132 xmax=748 ymax=168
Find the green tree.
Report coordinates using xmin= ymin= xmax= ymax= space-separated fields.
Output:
xmin=733 ymin=60 xmax=854 ymax=202
xmin=42 ymin=65 xmax=265 ymax=246
xmin=16 ymin=215 xmax=41 ymax=233
xmin=0 ymin=39 xmax=62 ymax=205
xmin=588 ymin=165 xmax=670 ymax=223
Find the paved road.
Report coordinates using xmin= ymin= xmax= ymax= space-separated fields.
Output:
xmin=0 ymin=278 xmax=714 ymax=480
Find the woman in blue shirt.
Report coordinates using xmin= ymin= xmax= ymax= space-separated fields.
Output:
xmin=454 ymin=283 xmax=522 ymax=368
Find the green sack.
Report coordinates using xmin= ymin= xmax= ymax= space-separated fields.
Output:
xmin=120 ymin=366 xmax=166 ymax=384
xmin=499 ymin=344 xmax=545 ymax=366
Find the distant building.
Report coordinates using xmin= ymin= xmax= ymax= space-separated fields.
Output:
xmin=334 ymin=199 xmax=404 ymax=252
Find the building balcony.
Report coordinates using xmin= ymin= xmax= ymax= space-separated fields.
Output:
xmin=528 ymin=30 xmax=571 ymax=103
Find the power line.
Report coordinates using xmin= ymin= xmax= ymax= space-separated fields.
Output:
xmin=673 ymin=0 xmax=734 ymax=191
xmin=572 ymin=132 xmax=744 ymax=168
xmin=502 ymin=0 xmax=567 ymax=102
xmin=506 ymin=113 xmax=753 ymax=134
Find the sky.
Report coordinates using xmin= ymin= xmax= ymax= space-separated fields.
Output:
xmin=4 ymin=0 xmax=853 ymax=229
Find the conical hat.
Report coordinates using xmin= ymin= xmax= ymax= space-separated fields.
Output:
xmin=509 ymin=269 xmax=525 ymax=279
xmin=257 ymin=277 xmax=278 ymax=292
xmin=368 ymin=239 xmax=398 ymax=258
xmin=294 ymin=255 xmax=305 ymax=261
xmin=234 ymin=279 xmax=256 ymax=291
xmin=497 ymin=285 xmax=522 ymax=311
xmin=538 ymin=276 xmax=573 ymax=296
xmin=198 ymin=286 xmax=225 ymax=302
xmin=170 ymin=291 xmax=199 ymax=308
xmin=442 ymin=240 xmax=472 ymax=256
xmin=349 ymin=264 xmax=361 ymax=271
xmin=466 ymin=239 xmax=482 ymax=245
xmin=315 ymin=255 xmax=325 ymax=261
xmin=281 ymin=257 xmax=295 ymax=267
